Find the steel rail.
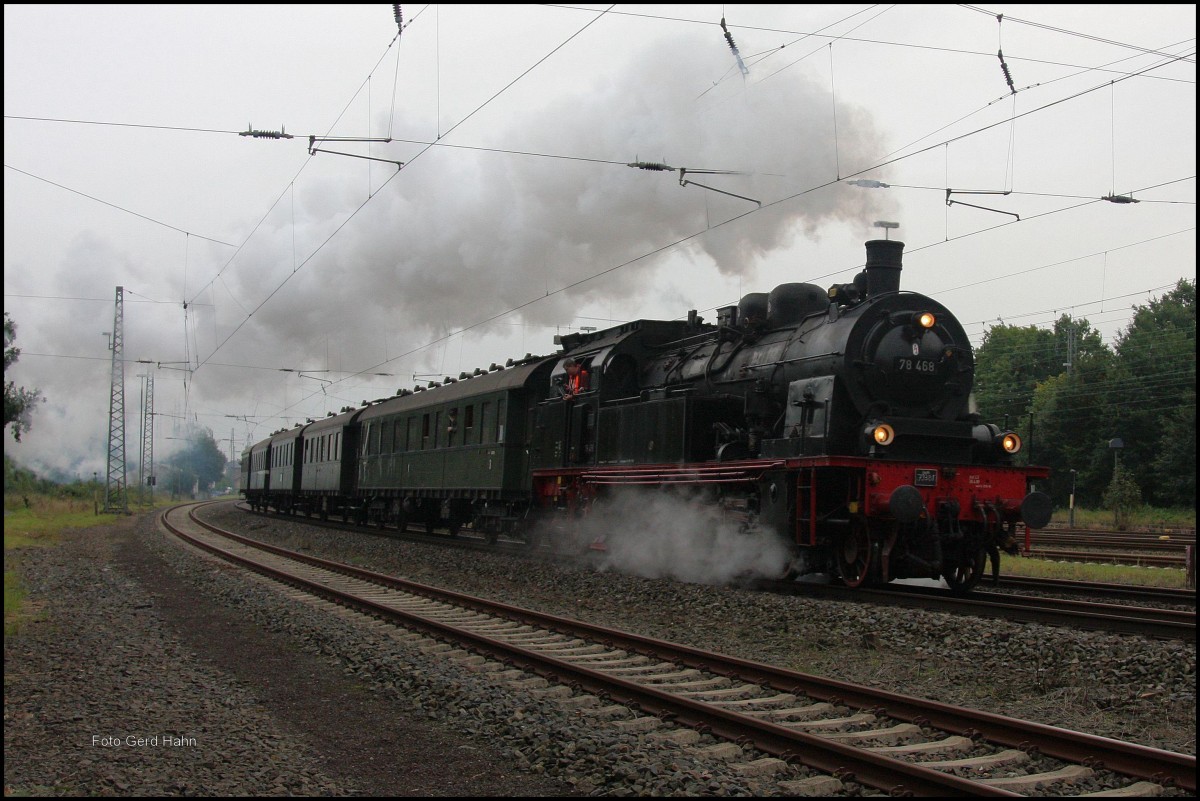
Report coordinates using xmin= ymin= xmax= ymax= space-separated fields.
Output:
xmin=996 ymin=575 xmax=1196 ymax=603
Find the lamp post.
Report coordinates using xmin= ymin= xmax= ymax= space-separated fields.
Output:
xmin=1108 ymin=437 xmax=1124 ymax=473
xmin=1069 ymin=469 xmax=1077 ymax=528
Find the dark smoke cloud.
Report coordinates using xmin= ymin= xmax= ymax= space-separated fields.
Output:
xmin=222 ymin=29 xmax=893 ymax=364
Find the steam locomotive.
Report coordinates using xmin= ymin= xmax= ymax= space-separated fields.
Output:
xmin=242 ymin=240 xmax=1052 ymax=593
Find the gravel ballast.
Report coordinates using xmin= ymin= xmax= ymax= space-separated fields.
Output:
xmin=4 ymin=503 xmax=1195 ymax=796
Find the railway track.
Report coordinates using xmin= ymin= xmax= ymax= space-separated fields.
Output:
xmin=239 ymin=503 xmax=1194 ymax=640
xmin=166 ymin=502 xmax=1194 ymax=797
xmin=1042 ymin=525 xmax=1195 ymax=540
xmin=1023 ymin=549 xmax=1187 ymax=568
xmin=759 ymin=580 xmax=1195 ymax=642
xmin=1031 ymin=535 xmax=1193 ymax=552
xmin=995 ymin=575 xmax=1196 ymax=605
xmin=1024 ymin=529 xmax=1193 ymax=569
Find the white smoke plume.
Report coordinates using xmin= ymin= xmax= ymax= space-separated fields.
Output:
xmin=215 ymin=27 xmax=893 ymax=372
xmin=563 ymin=487 xmax=795 ymax=587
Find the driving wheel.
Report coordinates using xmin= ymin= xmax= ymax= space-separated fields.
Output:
xmin=836 ymin=521 xmax=874 ymax=588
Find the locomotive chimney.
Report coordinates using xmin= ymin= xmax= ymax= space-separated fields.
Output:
xmin=864 ymin=239 xmax=905 ymax=296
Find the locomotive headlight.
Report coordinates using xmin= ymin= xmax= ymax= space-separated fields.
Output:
xmin=915 ymin=311 xmax=936 ymax=329
xmin=1000 ymin=432 xmax=1022 ymax=454
xmin=872 ymin=423 xmax=896 ymax=446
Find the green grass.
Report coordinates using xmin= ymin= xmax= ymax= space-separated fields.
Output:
xmin=3 ymin=496 xmax=121 ymax=549
xmin=4 ymin=570 xmax=29 ymax=635
xmin=1052 ymin=505 xmax=1195 ymax=531
xmin=1001 ymin=553 xmax=1189 ymax=588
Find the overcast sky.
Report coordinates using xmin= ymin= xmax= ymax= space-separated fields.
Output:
xmin=4 ymin=4 xmax=1195 ymax=481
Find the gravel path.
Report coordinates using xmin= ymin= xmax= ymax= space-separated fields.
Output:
xmin=4 ymin=512 xmax=576 ymax=797
xmin=5 ymin=503 xmax=1195 ymax=796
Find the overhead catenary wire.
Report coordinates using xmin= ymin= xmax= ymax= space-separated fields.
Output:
xmin=958 ymin=3 xmax=1196 ymax=64
xmin=268 ymin=42 xmax=1194 ymax=416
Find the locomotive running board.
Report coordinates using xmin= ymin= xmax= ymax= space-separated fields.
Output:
xmin=575 ymin=459 xmax=785 ymax=486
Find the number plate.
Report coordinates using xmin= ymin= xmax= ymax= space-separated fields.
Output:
xmin=914 ymin=468 xmax=938 ymax=487
xmin=894 ymin=357 xmax=938 ymax=373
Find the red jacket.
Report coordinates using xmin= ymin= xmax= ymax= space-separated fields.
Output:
xmin=565 ymin=369 xmax=589 ymax=395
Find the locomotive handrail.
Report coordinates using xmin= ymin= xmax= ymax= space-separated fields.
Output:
xmin=744 ymin=350 xmax=843 ymax=369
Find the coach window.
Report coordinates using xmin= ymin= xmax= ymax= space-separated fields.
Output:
xmin=480 ymin=402 xmax=492 ymax=444
xmin=447 ymin=408 xmax=458 ymax=446
xmin=464 ymin=405 xmax=475 ymax=443
xmin=496 ymin=397 xmax=506 ymax=443
xmin=433 ymin=411 xmax=442 ymax=448
xmin=393 ymin=419 xmax=405 ymax=452
xmin=422 ymin=414 xmax=430 ymax=449
xmin=408 ymin=417 xmax=419 ymax=452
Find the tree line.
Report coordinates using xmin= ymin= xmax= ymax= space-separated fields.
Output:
xmin=973 ymin=279 xmax=1195 ymax=510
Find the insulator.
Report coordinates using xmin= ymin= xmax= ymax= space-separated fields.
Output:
xmin=998 ymin=50 xmax=1016 ymax=93
xmin=720 ymin=17 xmax=742 ymax=56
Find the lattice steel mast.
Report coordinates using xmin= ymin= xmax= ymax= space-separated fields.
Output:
xmin=138 ymin=372 xmax=155 ymax=507
xmin=103 ymin=286 xmax=128 ymax=513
